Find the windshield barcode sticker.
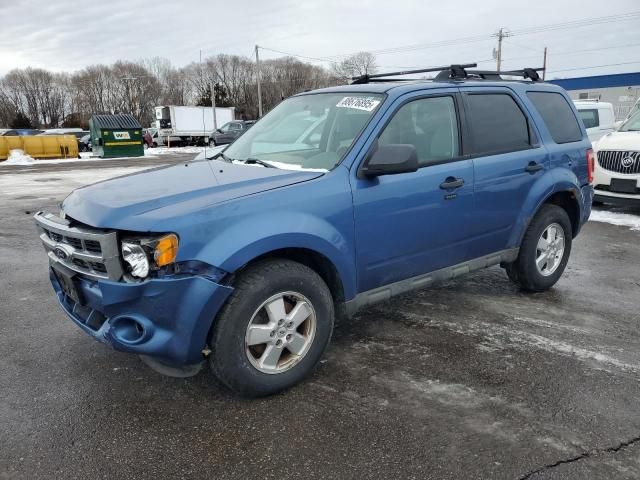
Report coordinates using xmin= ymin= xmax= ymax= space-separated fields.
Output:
xmin=336 ymin=96 xmax=381 ymax=112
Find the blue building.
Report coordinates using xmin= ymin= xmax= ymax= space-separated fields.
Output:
xmin=549 ymin=72 xmax=640 ymax=120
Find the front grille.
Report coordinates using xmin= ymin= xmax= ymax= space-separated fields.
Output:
xmin=34 ymin=212 xmax=123 ymax=281
xmin=597 ymin=151 xmax=640 ymax=174
xmin=45 ymin=230 xmax=103 ymax=254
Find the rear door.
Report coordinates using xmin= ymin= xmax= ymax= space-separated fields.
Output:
xmin=351 ymin=89 xmax=477 ymax=292
xmin=460 ymin=87 xmax=548 ymax=255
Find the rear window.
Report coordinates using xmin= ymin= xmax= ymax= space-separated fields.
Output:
xmin=527 ymin=91 xmax=583 ymax=143
xmin=578 ymin=109 xmax=599 ymax=129
xmin=465 ymin=93 xmax=531 ymax=155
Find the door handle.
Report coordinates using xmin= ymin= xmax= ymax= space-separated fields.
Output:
xmin=525 ymin=162 xmax=544 ymax=173
xmin=439 ymin=177 xmax=465 ymax=190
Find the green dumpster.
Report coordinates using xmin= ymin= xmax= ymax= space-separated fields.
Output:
xmin=89 ymin=114 xmax=144 ymax=158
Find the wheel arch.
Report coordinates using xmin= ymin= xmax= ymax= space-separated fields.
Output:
xmin=542 ymin=190 xmax=581 ymax=237
xmin=237 ymin=247 xmax=347 ymax=312
xmin=214 ymin=230 xmax=356 ymax=304
xmin=512 ymin=186 xmax=582 ymax=249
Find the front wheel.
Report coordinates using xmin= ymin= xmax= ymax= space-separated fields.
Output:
xmin=208 ymin=139 xmax=216 ymax=147
xmin=505 ymin=204 xmax=572 ymax=292
xmin=209 ymin=259 xmax=334 ymax=397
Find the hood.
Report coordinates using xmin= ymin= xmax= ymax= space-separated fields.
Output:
xmin=594 ymin=131 xmax=640 ymax=152
xmin=63 ymin=159 xmax=323 ymax=230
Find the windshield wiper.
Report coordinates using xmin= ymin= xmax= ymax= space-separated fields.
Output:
xmin=209 ymin=152 xmax=232 ymax=162
xmin=243 ymin=158 xmax=277 ymax=168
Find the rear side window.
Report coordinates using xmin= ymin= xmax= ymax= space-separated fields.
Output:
xmin=464 ymin=93 xmax=531 ymax=155
xmin=578 ymin=109 xmax=599 ymax=129
xmin=527 ymin=91 xmax=583 ymax=143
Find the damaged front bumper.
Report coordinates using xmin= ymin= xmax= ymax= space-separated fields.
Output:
xmin=49 ymin=261 xmax=233 ymax=366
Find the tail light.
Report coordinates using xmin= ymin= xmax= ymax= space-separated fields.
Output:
xmin=586 ymin=148 xmax=595 ymax=184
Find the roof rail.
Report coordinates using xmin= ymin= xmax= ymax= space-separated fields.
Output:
xmin=351 ymin=64 xmax=477 ymax=84
xmin=351 ymin=64 xmax=545 ymax=84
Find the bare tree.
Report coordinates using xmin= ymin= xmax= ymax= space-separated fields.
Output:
xmin=332 ymin=52 xmax=378 ymax=82
xmin=0 ymin=52 xmax=346 ymax=127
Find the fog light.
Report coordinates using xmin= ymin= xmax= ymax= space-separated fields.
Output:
xmin=122 ymin=242 xmax=150 ymax=278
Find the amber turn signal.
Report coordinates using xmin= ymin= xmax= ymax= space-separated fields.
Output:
xmin=153 ymin=234 xmax=179 ymax=267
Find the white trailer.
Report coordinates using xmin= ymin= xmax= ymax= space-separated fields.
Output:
xmin=155 ymin=105 xmax=235 ymax=145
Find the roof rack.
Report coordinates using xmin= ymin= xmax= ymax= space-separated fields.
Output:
xmin=351 ymin=64 xmax=545 ymax=84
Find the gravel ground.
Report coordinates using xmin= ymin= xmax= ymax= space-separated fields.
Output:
xmin=1 ymin=153 xmax=639 ymax=479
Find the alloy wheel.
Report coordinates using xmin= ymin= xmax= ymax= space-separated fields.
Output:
xmin=244 ymin=291 xmax=316 ymax=374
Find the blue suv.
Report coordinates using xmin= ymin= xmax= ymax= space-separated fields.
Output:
xmin=35 ymin=64 xmax=593 ymax=396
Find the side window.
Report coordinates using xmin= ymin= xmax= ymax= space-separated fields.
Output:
xmin=578 ymin=109 xmax=599 ymax=129
xmin=465 ymin=93 xmax=531 ymax=155
xmin=219 ymin=123 xmax=231 ymax=132
xmin=527 ymin=91 xmax=583 ymax=144
xmin=378 ymin=96 xmax=459 ymax=166
xmin=230 ymin=123 xmax=243 ymax=131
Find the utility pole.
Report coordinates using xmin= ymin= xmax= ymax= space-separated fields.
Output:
xmin=494 ymin=28 xmax=511 ymax=72
xmin=542 ymin=47 xmax=548 ymax=80
xmin=255 ymin=45 xmax=263 ymax=118
xmin=211 ymin=82 xmax=217 ymax=130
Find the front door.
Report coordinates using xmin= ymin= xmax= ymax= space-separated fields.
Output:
xmin=351 ymin=91 xmax=476 ymax=293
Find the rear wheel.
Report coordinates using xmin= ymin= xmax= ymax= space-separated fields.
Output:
xmin=505 ymin=204 xmax=572 ymax=292
xmin=209 ymin=259 xmax=334 ymax=397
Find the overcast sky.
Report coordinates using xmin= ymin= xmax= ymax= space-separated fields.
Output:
xmin=0 ymin=0 xmax=638 ymax=79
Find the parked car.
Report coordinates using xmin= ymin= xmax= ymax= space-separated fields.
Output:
xmin=41 ymin=128 xmax=85 ymax=138
xmin=79 ymin=134 xmax=91 ymax=152
xmin=34 ymin=65 xmax=593 ymax=397
xmin=592 ymin=109 xmax=640 ymax=206
xmin=573 ymin=100 xmax=616 ymax=144
xmin=2 ymin=129 xmax=43 ymax=136
xmin=208 ymin=120 xmax=255 ymax=146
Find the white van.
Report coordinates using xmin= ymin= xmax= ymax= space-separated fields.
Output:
xmin=573 ymin=101 xmax=616 ymax=144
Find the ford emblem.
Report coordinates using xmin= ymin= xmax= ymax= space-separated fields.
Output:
xmin=53 ymin=246 xmax=68 ymax=260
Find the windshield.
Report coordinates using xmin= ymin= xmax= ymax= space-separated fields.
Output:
xmin=619 ymin=110 xmax=640 ymax=132
xmin=223 ymin=92 xmax=384 ymax=171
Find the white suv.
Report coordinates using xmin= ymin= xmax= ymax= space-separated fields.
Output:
xmin=593 ymin=109 xmax=640 ymax=206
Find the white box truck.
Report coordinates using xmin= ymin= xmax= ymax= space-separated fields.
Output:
xmin=155 ymin=105 xmax=236 ymax=146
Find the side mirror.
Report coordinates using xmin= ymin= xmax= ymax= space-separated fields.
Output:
xmin=216 ymin=128 xmax=223 ymax=133
xmin=360 ymin=144 xmax=419 ymax=177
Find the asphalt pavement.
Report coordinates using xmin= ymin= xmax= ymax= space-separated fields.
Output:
xmin=1 ymin=153 xmax=640 ymax=479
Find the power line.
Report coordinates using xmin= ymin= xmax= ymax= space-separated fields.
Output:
xmin=478 ymin=42 xmax=640 ymax=64
xmin=322 ymin=11 xmax=640 ymax=59
xmin=547 ymin=61 xmax=640 ymax=74
xmin=258 ymin=46 xmax=436 ymax=71
xmin=510 ymin=12 xmax=640 ymax=36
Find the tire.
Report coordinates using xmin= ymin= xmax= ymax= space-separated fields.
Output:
xmin=209 ymin=139 xmax=216 ymax=147
xmin=209 ymin=259 xmax=334 ymax=397
xmin=505 ymin=204 xmax=572 ymax=292
xmin=152 ymin=142 xmax=158 ymax=148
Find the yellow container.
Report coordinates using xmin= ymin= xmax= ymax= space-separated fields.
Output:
xmin=0 ymin=134 xmax=78 ymax=161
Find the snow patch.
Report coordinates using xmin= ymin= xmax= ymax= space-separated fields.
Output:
xmin=3 ymin=150 xmax=35 ymax=165
xmin=149 ymin=146 xmax=205 ymax=155
xmin=0 ymin=166 xmax=152 ymax=198
xmin=589 ymin=210 xmax=640 ymax=231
